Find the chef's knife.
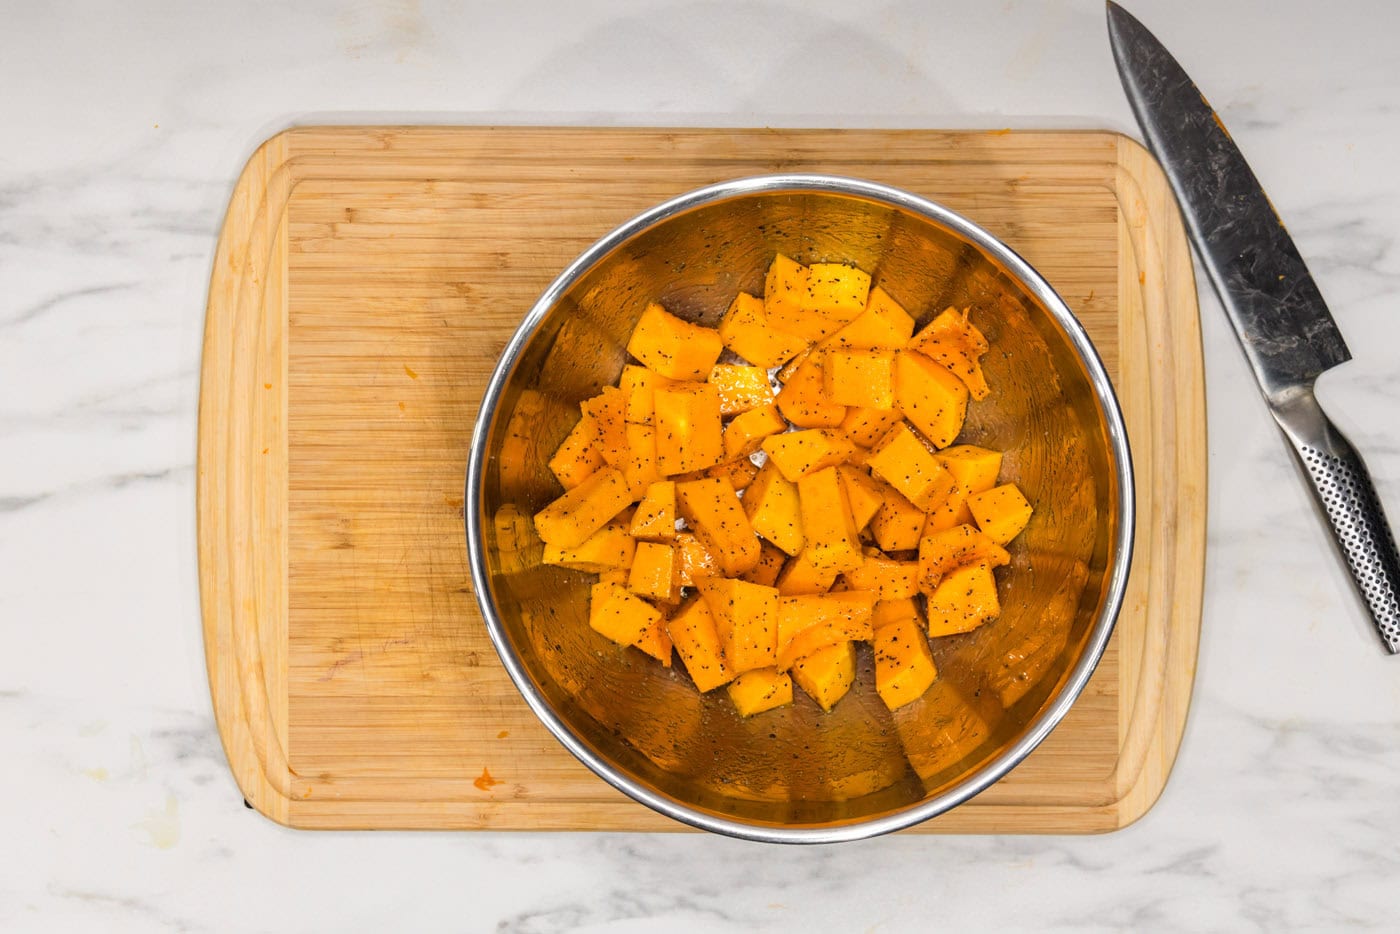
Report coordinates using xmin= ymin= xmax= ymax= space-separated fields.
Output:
xmin=1107 ymin=1 xmax=1400 ymax=653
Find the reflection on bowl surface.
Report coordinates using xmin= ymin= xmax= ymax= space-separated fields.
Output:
xmin=467 ymin=175 xmax=1133 ymax=843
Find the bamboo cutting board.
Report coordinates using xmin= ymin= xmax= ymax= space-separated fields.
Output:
xmin=198 ymin=126 xmax=1205 ymax=833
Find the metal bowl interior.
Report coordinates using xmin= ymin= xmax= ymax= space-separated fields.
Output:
xmin=467 ymin=175 xmax=1132 ymax=842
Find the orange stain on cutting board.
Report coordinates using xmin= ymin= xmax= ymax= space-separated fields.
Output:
xmin=474 ymin=766 xmax=502 ymax=791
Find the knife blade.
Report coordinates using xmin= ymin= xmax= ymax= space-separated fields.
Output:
xmin=1107 ymin=1 xmax=1400 ymax=653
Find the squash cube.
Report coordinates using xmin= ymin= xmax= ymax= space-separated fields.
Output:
xmin=633 ymin=612 xmax=674 ymax=667
xmin=804 ymin=263 xmax=871 ymax=322
xmin=839 ymin=406 xmax=903 ymax=449
xmin=723 ymin=403 xmax=786 ymax=460
xmin=620 ymin=423 xmax=660 ymax=500
xmin=843 ymin=551 xmax=919 ymax=600
xmin=893 ymin=350 xmax=968 ymax=449
xmin=666 ymin=597 xmax=735 ymax=692
xmin=791 ymin=641 xmax=857 ymax=711
xmin=796 ymin=466 xmax=863 ymax=572
xmin=823 ymin=349 xmax=897 ymax=410
xmin=760 ymin=429 xmax=855 ymax=482
xmin=727 ymin=668 xmax=793 ymax=716
xmin=775 ymin=547 xmax=840 ymax=596
xmin=873 ymin=616 xmax=937 ymax=711
xmin=547 ymin=413 xmax=605 ymax=491
xmin=764 ymin=255 xmax=842 ymax=341
xmin=922 ymin=484 xmax=974 ymax=534
xmin=873 ymin=596 xmax=922 ymax=630
xmin=533 ymin=466 xmax=631 ymax=548
xmin=676 ymin=477 xmax=761 ymax=575
xmin=866 ymin=421 xmax=956 ymax=510
xmin=776 ymin=351 xmax=847 ymax=428
xmin=626 ymin=302 xmax=724 ymax=380
xmin=838 ymin=466 xmax=884 ymax=531
xmin=775 ymin=591 xmax=876 ymax=669
xmin=718 ymin=291 xmax=808 ymax=369
xmin=741 ymin=541 xmax=787 ymax=587
xmin=580 ymin=386 xmax=628 ymax=467
xmin=823 ymin=285 xmax=915 ymax=351
xmin=589 ymin=582 xmax=663 ymax=647
xmin=543 ymin=520 xmax=635 ymax=573
xmin=629 ymin=480 xmax=677 ymax=542
xmin=968 ymin=483 xmax=1034 ymax=546
xmin=917 ymin=523 xmax=1010 ymax=593
xmin=708 ymin=364 xmax=774 ymax=416
xmin=909 ymin=307 xmax=990 ymax=399
xmin=654 ymin=383 xmax=724 ymax=476
xmin=628 ymin=541 xmax=677 ymax=600
xmin=673 ymin=531 xmax=720 ymax=587
xmin=868 ymin=482 xmax=926 ymax=553
xmin=619 ymin=365 xmax=678 ymax=425
xmin=936 ymin=444 xmax=1003 ymax=495
xmin=743 ymin=461 xmax=804 ymax=556
xmin=925 ymin=563 xmax=1001 ymax=637
xmin=698 ymin=578 xmax=779 ymax=672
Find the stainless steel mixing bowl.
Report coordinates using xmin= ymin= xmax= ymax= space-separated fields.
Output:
xmin=465 ymin=175 xmax=1133 ymax=842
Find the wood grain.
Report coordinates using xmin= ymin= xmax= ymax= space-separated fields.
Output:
xmin=197 ymin=126 xmax=1205 ymax=833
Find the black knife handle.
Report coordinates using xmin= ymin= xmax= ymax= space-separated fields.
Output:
xmin=1272 ymin=389 xmax=1400 ymax=653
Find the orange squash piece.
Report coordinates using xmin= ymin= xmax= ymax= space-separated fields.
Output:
xmin=627 ymin=302 xmax=724 ymax=380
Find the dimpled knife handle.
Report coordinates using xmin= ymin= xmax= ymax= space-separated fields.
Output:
xmin=1273 ymin=390 xmax=1400 ymax=653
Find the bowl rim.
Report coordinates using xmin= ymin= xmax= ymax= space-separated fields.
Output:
xmin=465 ymin=173 xmax=1135 ymax=844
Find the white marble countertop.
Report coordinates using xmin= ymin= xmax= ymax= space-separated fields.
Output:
xmin=5 ymin=0 xmax=1399 ymax=929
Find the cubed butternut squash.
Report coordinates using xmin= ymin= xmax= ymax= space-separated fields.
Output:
xmin=676 ymin=477 xmax=761 ymax=575
xmin=838 ymin=465 xmax=885 ymax=531
xmin=844 ymin=551 xmax=919 ymax=600
xmin=804 ymin=263 xmax=871 ymax=322
xmin=673 ymin=531 xmax=720 ymax=587
xmin=873 ymin=596 xmax=922 ymax=630
xmin=619 ymin=364 xmax=678 ymax=425
xmin=718 ymin=291 xmax=808 ymax=369
xmin=865 ymin=421 xmax=956 ymax=510
xmin=580 ymin=386 xmax=628 ymax=467
xmin=627 ymin=302 xmax=724 ymax=380
xmin=723 ymin=403 xmax=786 ymax=460
xmin=936 ymin=444 xmax=1003 ymax=495
xmin=839 ymin=406 xmax=903 ymax=449
xmin=823 ymin=285 xmax=915 ymax=351
xmin=908 ymin=307 xmax=990 ymax=399
xmin=760 ymin=429 xmax=856 ymax=482
xmin=620 ymin=423 xmax=660 ymax=500
xmin=543 ymin=520 xmax=636 ymax=573
xmin=666 ymin=597 xmax=735 ymax=692
xmin=968 ymin=483 xmax=1034 ymax=546
xmin=633 ymin=613 xmax=674 ymax=666
xmin=922 ymin=484 xmax=974 ymax=534
xmin=873 ymin=616 xmax=937 ymax=711
xmin=796 ymin=466 xmax=863 ymax=572
xmin=925 ymin=563 xmax=1001 ymax=637
xmin=775 ymin=547 xmax=841 ymax=596
xmin=823 ymin=349 xmax=897 ymax=410
xmin=917 ymin=523 xmax=1010 ymax=594
xmin=893 ymin=350 xmax=968 ymax=449
xmin=764 ymin=255 xmax=843 ymax=341
xmin=727 ymin=668 xmax=793 ymax=716
xmin=700 ymin=456 xmax=759 ymax=493
xmin=629 ymin=480 xmax=677 ymax=542
xmin=775 ymin=591 xmax=876 ymax=669
xmin=776 ymin=351 xmax=847 ymax=428
xmin=628 ymin=541 xmax=677 ymax=600
xmin=534 ymin=466 xmax=632 ymax=548
xmin=548 ymin=414 xmax=605 ymax=490
xmin=791 ymin=641 xmax=857 ymax=711
xmin=741 ymin=541 xmax=788 ymax=587
xmin=743 ymin=461 xmax=804 ymax=556
xmin=589 ymin=582 xmax=663 ymax=647
xmin=708 ymin=364 xmax=774 ymax=415
xmin=868 ymin=483 xmax=926 ymax=553
xmin=654 ymin=383 xmax=724 ymax=476
xmin=698 ymin=578 xmax=779 ymax=673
